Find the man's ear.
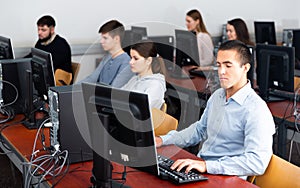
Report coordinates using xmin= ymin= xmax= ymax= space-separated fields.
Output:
xmin=244 ymin=63 xmax=250 ymax=73
xmin=50 ymin=26 xmax=55 ymax=34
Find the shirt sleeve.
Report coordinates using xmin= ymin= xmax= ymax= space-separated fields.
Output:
xmin=205 ymin=102 xmax=275 ymax=176
xmin=161 ymin=102 xmax=210 ymax=148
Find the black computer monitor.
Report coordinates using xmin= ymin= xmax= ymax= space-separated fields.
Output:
xmin=0 ymin=36 xmax=14 ymax=60
xmin=175 ymin=29 xmax=200 ymax=67
xmin=31 ymin=48 xmax=55 ymax=102
xmin=131 ymin=26 xmax=147 ymax=39
xmin=122 ymin=30 xmax=143 ymax=56
xmin=0 ymin=58 xmax=31 ymax=114
xmin=254 ymin=21 xmax=277 ymax=45
xmin=81 ymin=82 xmax=158 ymax=187
xmin=148 ymin=36 xmax=174 ymax=71
xmin=256 ymin=44 xmax=295 ymax=101
xmin=292 ymin=29 xmax=300 ymax=69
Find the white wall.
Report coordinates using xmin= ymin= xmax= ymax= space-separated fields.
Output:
xmin=1 ymin=0 xmax=299 ymax=79
xmin=1 ymin=0 xmax=299 ymax=47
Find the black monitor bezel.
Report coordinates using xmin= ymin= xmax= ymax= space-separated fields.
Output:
xmin=0 ymin=58 xmax=31 ymax=114
xmin=256 ymin=44 xmax=295 ymax=101
xmin=175 ymin=29 xmax=200 ymax=67
xmin=0 ymin=36 xmax=15 ymax=60
xmin=131 ymin=26 xmax=147 ymax=39
xmin=31 ymin=48 xmax=55 ymax=102
xmin=254 ymin=21 xmax=277 ymax=45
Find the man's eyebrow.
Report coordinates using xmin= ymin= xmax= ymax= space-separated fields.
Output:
xmin=217 ymin=61 xmax=233 ymax=64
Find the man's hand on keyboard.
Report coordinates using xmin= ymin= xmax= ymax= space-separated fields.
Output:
xmin=171 ymin=159 xmax=207 ymax=174
xmin=155 ymin=136 xmax=163 ymax=147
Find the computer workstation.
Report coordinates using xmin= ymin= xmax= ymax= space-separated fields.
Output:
xmin=0 ymin=35 xmax=14 ymax=60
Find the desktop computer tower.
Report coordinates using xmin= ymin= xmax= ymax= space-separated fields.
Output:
xmin=282 ymin=29 xmax=294 ymax=47
xmin=48 ymin=85 xmax=92 ymax=164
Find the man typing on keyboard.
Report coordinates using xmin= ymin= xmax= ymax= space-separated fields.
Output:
xmin=156 ymin=40 xmax=275 ymax=179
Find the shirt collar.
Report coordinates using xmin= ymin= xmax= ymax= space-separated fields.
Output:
xmin=226 ymin=81 xmax=252 ymax=105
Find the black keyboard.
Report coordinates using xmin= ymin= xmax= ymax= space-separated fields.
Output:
xmin=157 ymin=155 xmax=208 ymax=184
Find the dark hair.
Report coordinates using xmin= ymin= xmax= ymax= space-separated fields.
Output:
xmin=227 ymin=18 xmax=254 ymax=46
xmin=186 ymin=9 xmax=209 ymax=34
xmin=131 ymin=40 xmax=166 ymax=75
xmin=98 ymin=20 xmax=125 ymax=41
xmin=218 ymin=40 xmax=251 ymax=66
xmin=37 ymin=15 xmax=56 ymax=27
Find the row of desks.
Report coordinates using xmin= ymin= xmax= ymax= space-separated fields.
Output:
xmin=0 ymin=114 xmax=257 ymax=187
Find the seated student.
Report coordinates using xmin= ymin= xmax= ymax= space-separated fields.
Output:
xmin=26 ymin=15 xmax=72 ymax=74
xmin=185 ymin=9 xmax=214 ymax=66
xmin=226 ymin=18 xmax=255 ymax=46
xmin=79 ymin=20 xmax=134 ymax=87
xmin=156 ymin=40 xmax=275 ymax=179
xmin=121 ymin=40 xmax=166 ymax=109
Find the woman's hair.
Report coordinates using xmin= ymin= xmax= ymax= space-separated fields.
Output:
xmin=227 ymin=18 xmax=254 ymax=46
xmin=131 ymin=40 xmax=166 ymax=75
xmin=186 ymin=9 xmax=209 ymax=34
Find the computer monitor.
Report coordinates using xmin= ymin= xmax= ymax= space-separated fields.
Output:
xmin=148 ymin=36 xmax=174 ymax=71
xmin=131 ymin=26 xmax=147 ymax=39
xmin=0 ymin=58 xmax=31 ymax=114
xmin=175 ymin=29 xmax=200 ymax=67
xmin=122 ymin=30 xmax=143 ymax=56
xmin=292 ymin=29 xmax=300 ymax=69
xmin=31 ymin=48 xmax=55 ymax=102
xmin=81 ymin=82 xmax=158 ymax=187
xmin=0 ymin=36 xmax=14 ymax=60
xmin=256 ymin=44 xmax=295 ymax=102
xmin=254 ymin=21 xmax=277 ymax=45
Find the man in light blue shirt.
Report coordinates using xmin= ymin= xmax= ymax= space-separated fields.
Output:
xmin=79 ymin=20 xmax=134 ymax=87
xmin=156 ymin=40 xmax=275 ymax=177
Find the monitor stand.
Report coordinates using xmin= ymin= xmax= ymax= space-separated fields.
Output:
xmin=91 ymin=151 xmax=131 ymax=188
xmin=23 ymin=70 xmax=49 ymax=129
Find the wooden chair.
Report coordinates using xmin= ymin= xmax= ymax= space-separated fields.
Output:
xmin=71 ymin=62 xmax=81 ymax=83
xmin=248 ymin=154 xmax=300 ymax=188
xmin=151 ymin=108 xmax=178 ymax=136
xmin=54 ymin=69 xmax=72 ymax=86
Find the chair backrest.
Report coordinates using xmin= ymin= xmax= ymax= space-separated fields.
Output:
xmin=249 ymin=154 xmax=300 ymax=188
xmin=151 ymin=108 xmax=178 ymax=136
xmin=71 ymin=62 xmax=81 ymax=83
xmin=54 ymin=69 xmax=72 ymax=86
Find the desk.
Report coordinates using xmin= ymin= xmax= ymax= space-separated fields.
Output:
xmin=0 ymin=115 xmax=257 ymax=188
xmin=267 ymin=100 xmax=298 ymax=159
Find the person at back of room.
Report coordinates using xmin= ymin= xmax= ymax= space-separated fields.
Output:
xmin=226 ymin=18 xmax=254 ymax=46
xmin=79 ymin=20 xmax=134 ymax=87
xmin=121 ymin=40 xmax=166 ymax=109
xmin=25 ymin=15 xmax=72 ymax=75
xmin=185 ymin=9 xmax=214 ymax=66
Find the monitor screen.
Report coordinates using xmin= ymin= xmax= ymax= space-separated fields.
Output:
xmin=31 ymin=48 xmax=55 ymax=102
xmin=148 ymin=36 xmax=174 ymax=71
xmin=131 ymin=26 xmax=147 ymax=39
xmin=256 ymin=44 xmax=295 ymax=101
xmin=81 ymin=82 xmax=158 ymax=186
xmin=292 ymin=29 xmax=300 ymax=69
xmin=0 ymin=58 xmax=31 ymax=114
xmin=0 ymin=36 xmax=14 ymax=60
xmin=122 ymin=30 xmax=143 ymax=56
xmin=254 ymin=21 xmax=277 ymax=45
xmin=175 ymin=29 xmax=200 ymax=67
